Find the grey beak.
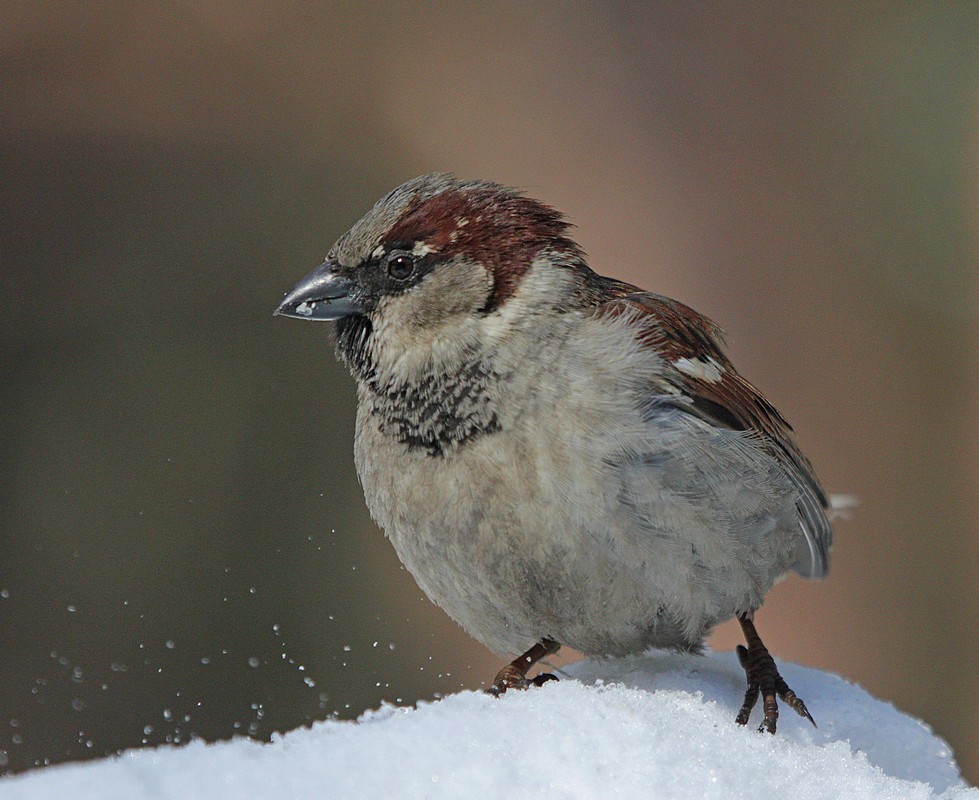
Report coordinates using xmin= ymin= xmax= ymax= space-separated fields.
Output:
xmin=274 ymin=261 xmax=365 ymax=321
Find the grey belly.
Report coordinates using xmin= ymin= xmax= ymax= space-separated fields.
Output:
xmin=358 ymin=416 xmax=800 ymax=658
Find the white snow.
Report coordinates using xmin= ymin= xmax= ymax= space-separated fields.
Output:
xmin=1 ymin=651 xmax=974 ymax=800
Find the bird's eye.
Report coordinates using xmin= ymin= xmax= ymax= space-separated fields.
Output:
xmin=385 ymin=254 xmax=415 ymax=280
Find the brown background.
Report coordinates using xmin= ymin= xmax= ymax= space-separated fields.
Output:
xmin=2 ymin=2 xmax=977 ymax=785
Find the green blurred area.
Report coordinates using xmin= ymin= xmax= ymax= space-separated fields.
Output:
xmin=1 ymin=2 xmax=977 ymax=784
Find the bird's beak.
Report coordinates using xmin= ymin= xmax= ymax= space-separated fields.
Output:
xmin=274 ymin=261 xmax=365 ymax=321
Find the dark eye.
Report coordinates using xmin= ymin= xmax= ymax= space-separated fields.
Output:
xmin=385 ymin=253 xmax=415 ymax=280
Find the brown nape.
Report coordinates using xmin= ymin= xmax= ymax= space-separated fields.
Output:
xmin=486 ymin=639 xmax=561 ymax=696
xmin=735 ymin=614 xmax=815 ymax=733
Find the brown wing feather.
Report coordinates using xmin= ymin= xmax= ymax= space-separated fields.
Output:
xmin=594 ymin=290 xmax=832 ymax=578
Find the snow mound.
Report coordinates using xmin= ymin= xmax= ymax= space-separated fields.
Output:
xmin=1 ymin=651 xmax=974 ymax=800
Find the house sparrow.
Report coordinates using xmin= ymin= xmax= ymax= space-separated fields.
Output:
xmin=275 ymin=174 xmax=833 ymax=733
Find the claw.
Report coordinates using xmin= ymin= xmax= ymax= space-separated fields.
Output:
xmin=486 ymin=640 xmax=560 ymax=697
xmin=735 ymin=615 xmax=816 ymax=733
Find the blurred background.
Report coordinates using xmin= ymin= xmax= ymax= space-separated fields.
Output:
xmin=2 ymin=1 xmax=977 ymax=785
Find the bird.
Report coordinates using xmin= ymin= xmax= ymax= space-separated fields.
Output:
xmin=275 ymin=173 xmax=834 ymax=733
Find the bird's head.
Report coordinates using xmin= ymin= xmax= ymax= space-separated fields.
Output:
xmin=275 ymin=174 xmax=587 ymax=377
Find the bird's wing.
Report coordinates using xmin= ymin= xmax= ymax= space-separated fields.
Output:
xmin=593 ymin=290 xmax=832 ymax=578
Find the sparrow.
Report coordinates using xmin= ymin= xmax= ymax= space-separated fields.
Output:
xmin=275 ymin=173 xmax=833 ymax=733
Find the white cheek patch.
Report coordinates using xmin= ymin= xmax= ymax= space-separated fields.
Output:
xmin=674 ymin=356 xmax=725 ymax=383
xmin=479 ymin=258 xmax=577 ymax=342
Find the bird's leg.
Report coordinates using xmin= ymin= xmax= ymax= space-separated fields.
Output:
xmin=735 ymin=614 xmax=815 ymax=734
xmin=486 ymin=639 xmax=560 ymax=696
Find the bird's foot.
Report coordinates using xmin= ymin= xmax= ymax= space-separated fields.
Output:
xmin=735 ymin=616 xmax=815 ymax=734
xmin=485 ymin=639 xmax=560 ymax=697
xmin=486 ymin=668 xmax=558 ymax=696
